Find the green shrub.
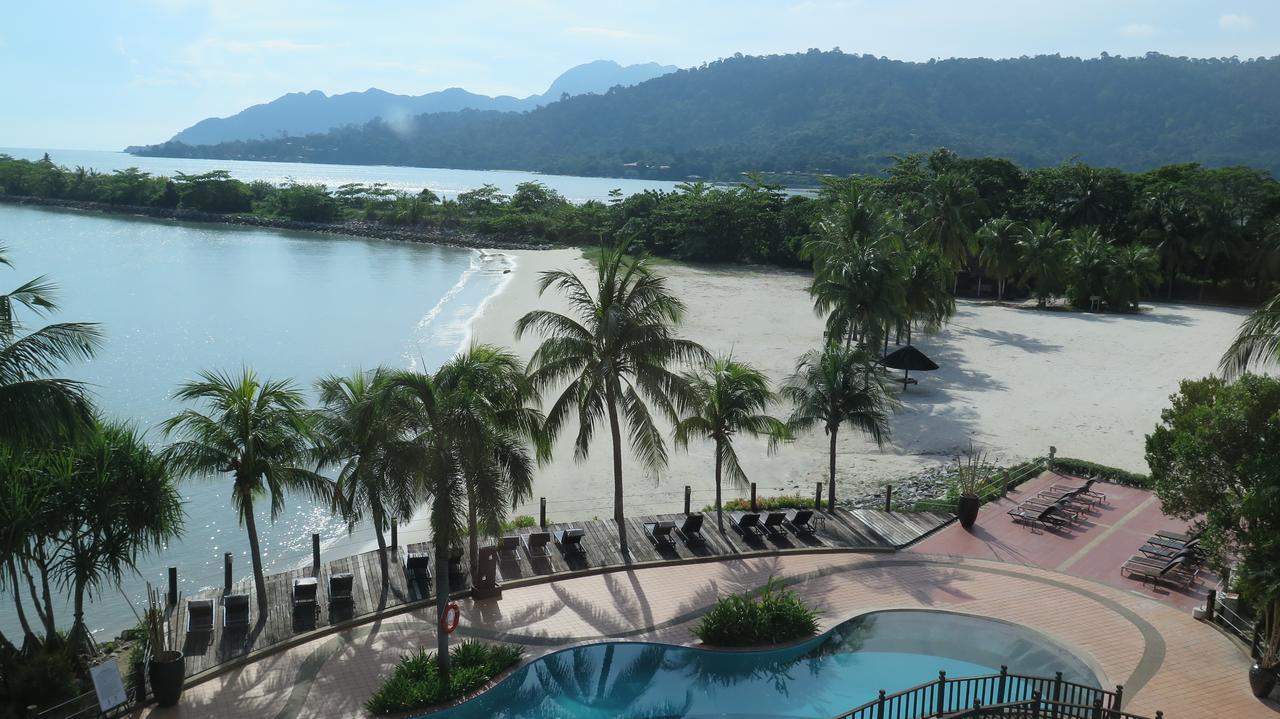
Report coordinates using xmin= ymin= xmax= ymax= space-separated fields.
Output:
xmin=0 ymin=645 xmax=81 ymax=714
xmin=365 ymin=642 xmax=524 ymax=715
xmin=909 ymin=458 xmax=1046 ymax=512
xmin=693 ymin=576 xmax=819 ymax=647
xmin=1053 ymin=457 xmax=1151 ymax=488
xmin=704 ymin=494 xmax=815 ymax=513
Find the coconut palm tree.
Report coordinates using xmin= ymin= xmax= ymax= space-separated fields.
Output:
xmin=516 ymin=242 xmax=705 ymax=556
xmin=1105 ymin=245 xmax=1161 ymax=312
xmin=899 ymin=241 xmax=956 ymax=342
xmin=782 ymin=344 xmax=898 ymax=512
xmin=0 ymin=245 xmax=101 ymax=443
xmin=1137 ymin=190 xmax=1193 ymax=299
xmin=977 ymin=217 xmax=1024 ymax=301
xmin=1018 ymin=219 xmax=1067 ymax=308
xmin=674 ymin=356 xmax=789 ymax=531
xmin=431 ymin=344 xmax=542 ymax=586
xmin=1065 ymin=227 xmax=1112 ymax=308
xmin=1222 ymin=293 xmax=1280 ymax=379
xmin=163 ymin=368 xmax=331 ymax=618
xmin=313 ymin=368 xmax=419 ymax=584
xmin=913 ymin=172 xmax=983 ymax=289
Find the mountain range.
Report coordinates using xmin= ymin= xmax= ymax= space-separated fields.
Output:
xmin=133 ymin=50 xmax=1280 ymax=180
xmin=163 ymin=60 xmax=678 ymax=146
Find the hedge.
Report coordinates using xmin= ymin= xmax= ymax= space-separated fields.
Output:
xmin=1052 ymin=457 xmax=1152 ymax=488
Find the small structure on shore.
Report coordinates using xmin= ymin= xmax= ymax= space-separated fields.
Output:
xmin=881 ymin=345 xmax=938 ymax=389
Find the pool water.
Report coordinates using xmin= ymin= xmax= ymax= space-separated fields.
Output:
xmin=427 ymin=611 xmax=1099 ymax=718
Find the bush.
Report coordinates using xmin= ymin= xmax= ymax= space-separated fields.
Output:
xmin=693 ymin=576 xmax=819 ymax=647
xmin=365 ymin=641 xmax=523 ymax=715
xmin=0 ymin=645 xmax=82 ymax=715
xmin=704 ymin=494 xmax=815 ymax=513
xmin=1053 ymin=457 xmax=1151 ymax=488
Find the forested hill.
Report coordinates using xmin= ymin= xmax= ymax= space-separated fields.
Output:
xmin=131 ymin=50 xmax=1280 ymax=180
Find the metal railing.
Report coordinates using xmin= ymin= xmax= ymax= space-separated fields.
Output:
xmin=912 ymin=458 xmax=1046 ymax=513
xmin=830 ymin=668 xmax=1158 ymax=719
xmin=941 ymin=692 xmax=1164 ymax=718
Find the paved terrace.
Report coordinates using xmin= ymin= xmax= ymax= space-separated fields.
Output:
xmin=169 ymin=507 xmax=951 ymax=679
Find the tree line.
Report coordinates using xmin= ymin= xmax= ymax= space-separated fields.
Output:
xmin=130 ymin=50 xmax=1280 ymax=179
xmin=5 ymin=149 xmax=1280 ymax=309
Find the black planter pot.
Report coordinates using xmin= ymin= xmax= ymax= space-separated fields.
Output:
xmin=957 ymin=496 xmax=981 ymax=529
xmin=1249 ymin=662 xmax=1277 ymax=698
xmin=148 ymin=649 xmax=185 ymax=707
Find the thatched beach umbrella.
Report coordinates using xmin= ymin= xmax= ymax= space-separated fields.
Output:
xmin=881 ymin=345 xmax=938 ymax=389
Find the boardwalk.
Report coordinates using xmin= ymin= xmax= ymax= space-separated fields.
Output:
xmin=171 ymin=507 xmax=951 ymax=681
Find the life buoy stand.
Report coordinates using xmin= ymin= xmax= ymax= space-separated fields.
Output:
xmin=440 ymin=602 xmax=461 ymax=634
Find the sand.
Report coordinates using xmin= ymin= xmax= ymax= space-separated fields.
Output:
xmin=321 ymin=247 xmax=1249 ymax=558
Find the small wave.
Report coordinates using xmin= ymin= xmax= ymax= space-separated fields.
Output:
xmin=405 ymin=250 xmax=516 ymax=370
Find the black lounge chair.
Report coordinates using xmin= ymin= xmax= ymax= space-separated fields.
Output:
xmin=1154 ymin=529 xmax=1198 ymax=545
xmin=1139 ymin=538 xmax=1202 ymax=561
xmin=1018 ymin=496 xmax=1081 ymax=523
xmin=497 ymin=536 xmax=521 ymax=562
xmin=644 ymin=520 xmax=677 ymax=547
xmin=223 ymin=593 xmax=250 ymax=629
xmin=405 ymin=552 xmax=432 ymax=584
xmin=522 ymin=531 xmax=552 ymax=558
xmin=784 ymin=509 xmax=817 ymax=535
xmin=1048 ymin=477 xmax=1107 ymax=502
xmin=187 ymin=599 xmax=214 ymax=634
xmin=732 ymin=512 xmax=765 ymax=537
xmin=1008 ymin=503 xmax=1070 ymax=531
xmin=292 ymin=577 xmax=318 ymax=610
xmin=1121 ymin=555 xmax=1197 ymax=588
xmin=762 ymin=512 xmax=787 ymax=536
xmin=328 ymin=572 xmax=354 ymax=606
xmin=677 ymin=514 xmax=705 ymax=543
xmin=1036 ymin=485 xmax=1097 ymax=508
xmin=1147 ymin=535 xmax=1201 ymax=553
xmin=555 ymin=527 xmax=585 ymax=553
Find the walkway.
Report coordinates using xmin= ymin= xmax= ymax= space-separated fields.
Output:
xmin=170 ymin=507 xmax=951 ymax=679
xmin=137 ymin=552 xmax=1279 ymax=719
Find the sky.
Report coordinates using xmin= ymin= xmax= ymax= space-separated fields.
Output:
xmin=1 ymin=0 xmax=1277 ymax=150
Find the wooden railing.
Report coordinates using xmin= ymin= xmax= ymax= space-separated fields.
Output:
xmin=911 ymin=458 xmax=1047 ymax=514
xmin=831 ymin=668 xmax=1163 ymax=719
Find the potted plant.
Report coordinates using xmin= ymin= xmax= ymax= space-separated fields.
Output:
xmin=955 ymin=443 xmax=991 ymax=530
xmin=142 ymin=585 xmax=185 ymax=707
xmin=1250 ymin=601 xmax=1279 ymax=698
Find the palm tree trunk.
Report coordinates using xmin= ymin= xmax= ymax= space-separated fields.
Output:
xmin=467 ymin=488 xmax=479 ymax=588
xmin=373 ymin=519 xmax=389 ymax=587
xmin=241 ymin=493 xmax=269 ymax=618
xmin=7 ymin=561 xmax=35 ymax=645
xmin=71 ymin=572 xmax=89 ymax=651
xmin=827 ymin=428 xmax=839 ymax=513
xmin=0 ymin=626 xmax=15 ymax=655
xmin=714 ymin=439 xmax=724 ymax=532
xmin=31 ymin=548 xmax=56 ymax=642
xmin=998 ymin=277 xmax=1005 ymax=302
xmin=606 ymin=394 xmax=628 ymax=556
xmin=435 ymin=536 xmax=451 ymax=683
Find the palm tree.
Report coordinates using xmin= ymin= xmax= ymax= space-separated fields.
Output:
xmin=431 ymin=345 xmax=542 ymax=586
xmin=899 ymin=241 xmax=956 ymax=342
xmin=1222 ymin=293 xmax=1280 ymax=379
xmin=674 ymin=356 xmax=789 ymax=531
xmin=1018 ymin=219 xmax=1067 ymax=308
xmin=516 ymin=242 xmax=705 ymax=555
xmin=782 ymin=344 xmax=898 ymax=512
xmin=977 ymin=217 xmax=1024 ymax=301
xmin=1065 ymin=227 xmax=1112 ymax=308
xmin=1105 ymin=245 xmax=1161 ymax=312
xmin=163 ymin=368 xmax=331 ymax=617
xmin=50 ymin=418 xmax=184 ymax=649
xmin=913 ymin=172 xmax=983 ymax=289
xmin=0 ymin=245 xmax=101 ymax=443
xmin=1137 ymin=190 xmax=1192 ymax=299
xmin=313 ymin=368 xmax=419 ymax=584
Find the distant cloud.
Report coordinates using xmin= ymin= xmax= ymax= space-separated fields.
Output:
xmin=1119 ymin=23 xmax=1156 ymax=38
xmin=566 ymin=26 xmax=645 ymax=41
xmin=1219 ymin=14 xmax=1256 ymax=31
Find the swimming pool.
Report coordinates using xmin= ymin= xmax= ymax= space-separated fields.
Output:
xmin=425 ymin=610 xmax=1100 ymax=718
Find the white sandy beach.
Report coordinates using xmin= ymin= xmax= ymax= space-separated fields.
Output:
xmin=322 ymin=247 xmax=1248 ymax=558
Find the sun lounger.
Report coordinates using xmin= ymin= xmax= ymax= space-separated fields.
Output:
xmin=1008 ymin=503 xmax=1071 ymax=531
xmin=328 ymin=572 xmax=354 ymax=606
xmin=677 ymin=514 xmax=705 ymax=543
xmin=555 ymin=527 xmax=585 ymax=553
xmin=187 ymin=599 xmax=214 ymax=634
xmin=1017 ymin=497 xmax=1081 ymax=522
xmin=223 ymin=593 xmax=250 ymax=629
xmin=522 ymin=531 xmax=552 ymax=558
xmin=292 ymin=577 xmax=318 ymax=610
xmin=645 ymin=520 xmax=677 ymax=547
xmin=1036 ymin=486 xmax=1097 ymax=508
xmin=762 ymin=512 xmax=787 ymax=536
xmin=1147 ymin=535 xmax=1201 ymax=553
xmin=1048 ymin=477 xmax=1106 ymax=502
xmin=497 ymin=536 xmax=521 ymax=562
xmin=1155 ymin=528 xmax=1198 ymax=544
xmin=785 ymin=509 xmax=817 ymax=535
xmin=1121 ymin=555 xmax=1197 ymax=588
xmin=732 ymin=512 xmax=765 ymax=537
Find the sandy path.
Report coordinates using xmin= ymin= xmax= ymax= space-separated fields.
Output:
xmin=323 ymin=247 xmax=1248 ymax=556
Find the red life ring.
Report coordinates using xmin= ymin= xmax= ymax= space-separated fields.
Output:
xmin=440 ymin=602 xmax=461 ymax=634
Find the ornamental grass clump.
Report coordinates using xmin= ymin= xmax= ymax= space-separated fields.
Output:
xmin=365 ymin=641 xmax=524 ymax=715
xmin=693 ymin=577 xmax=819 ymax=647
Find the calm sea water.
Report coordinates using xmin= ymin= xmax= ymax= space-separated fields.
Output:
xmin=0 ymin=148 xmax=685 ymax=203
xmin=0 ymin=202 xmax=514 ymax=638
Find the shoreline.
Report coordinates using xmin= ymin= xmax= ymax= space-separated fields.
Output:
xmin=0 ymin=193 xmax=555 ymax=251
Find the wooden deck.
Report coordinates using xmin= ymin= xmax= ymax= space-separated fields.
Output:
xmin=171 ymin=507 xmax=952 ymax=680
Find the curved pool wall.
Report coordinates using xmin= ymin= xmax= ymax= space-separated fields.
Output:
xmin=424 ymin=610 xmax=1100 ymax=718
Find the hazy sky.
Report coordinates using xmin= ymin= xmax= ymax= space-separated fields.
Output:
xmin=2 ymin=0 xmax=1277 ymax=150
